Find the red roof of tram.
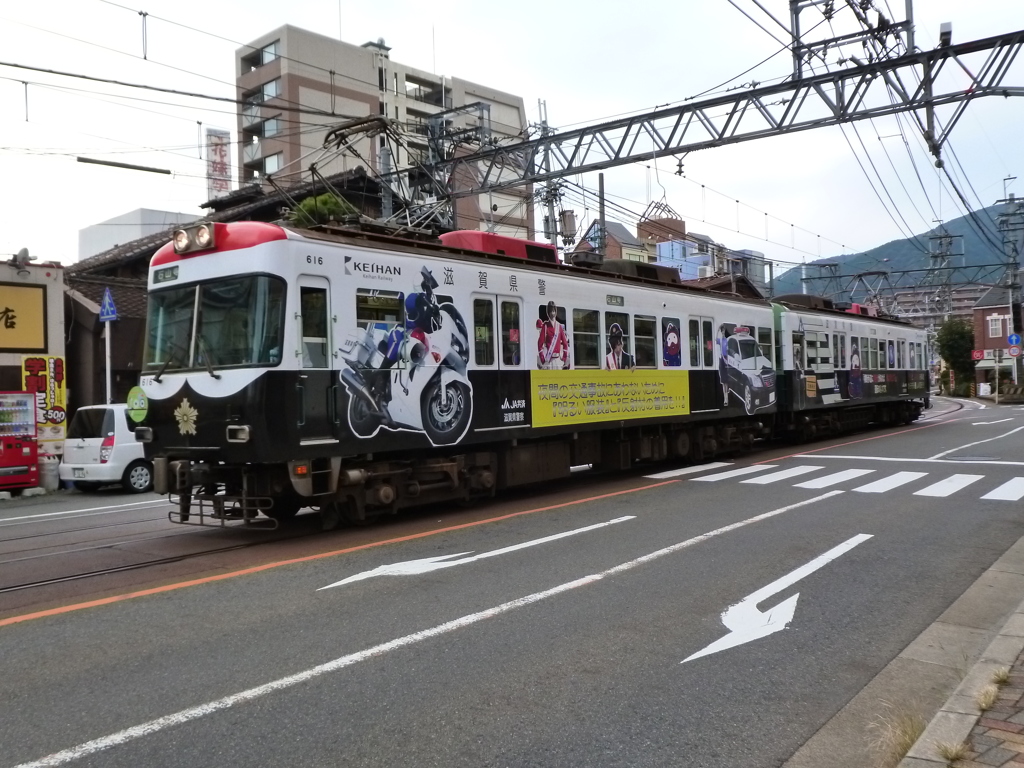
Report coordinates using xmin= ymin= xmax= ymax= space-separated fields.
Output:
xmin=151 ymin=221 xmax=287 ymax=266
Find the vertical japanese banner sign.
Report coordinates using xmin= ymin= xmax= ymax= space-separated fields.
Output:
xmin=206 ymin=127 xmax=232 ymax=201
xmin=21 ymin=356 xmax=67 ymax=455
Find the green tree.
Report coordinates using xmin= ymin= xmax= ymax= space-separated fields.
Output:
xmin=288 ymin=193 xmax=357 ymax=227
xmin=934 ymin=317 xmax=974 ymax=386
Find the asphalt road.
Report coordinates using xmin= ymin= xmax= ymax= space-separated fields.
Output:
xmin=3 ymin=398 xmax=1024 ymax=768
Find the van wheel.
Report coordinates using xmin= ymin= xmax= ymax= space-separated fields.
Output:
xmin=122 ymin=461 xmax=153 ymax=493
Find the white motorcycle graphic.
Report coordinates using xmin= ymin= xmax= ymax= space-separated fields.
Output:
xmin=340 ymin=283 xmax=472 ymax=446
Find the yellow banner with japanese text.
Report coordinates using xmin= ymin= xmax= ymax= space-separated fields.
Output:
xmin=21 ymin=355 xmax=67 ymax=454
xmin=530 ymin=369 xmax=690 ymax=428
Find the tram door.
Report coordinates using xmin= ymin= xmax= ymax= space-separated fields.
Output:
xmin=471 ymin=296 xmax=526 ymax=428
xmin=295 ymin=275 xmax=335 ymax=443
xmin=687 ymin=315 xmax=718 ymax=410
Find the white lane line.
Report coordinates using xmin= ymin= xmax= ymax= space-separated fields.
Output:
xmin=740 ymin=466 xmax=824 ymax=485
xmin=854 ymin=472 xmax=929 ymax=493
xmin=13 ymin=490 xmax=844 ymax=768
xmin=691 ymin=465 xmax=777 ymax=482
xmin=0 ymin=499 xmax=166 ymax=525
xmin=794 ymin=469 xmax=876 ymax=489
xmin=319 ymin=516 xmax=637 ymax=589
xmin=913 ymin=474 xmax=985 ymax=498
xmin=794 ymin=454 xmax=1024 ymax=467
xmin=929 ymin=426 xmax=1024 ymax=460
xmin=644 ymin=462 xmax=732 ymax=479
xmin=982 ymin=478 xmax=1024 ymax=501
xmin=973 ymin=419 xmax=1013 ymax=425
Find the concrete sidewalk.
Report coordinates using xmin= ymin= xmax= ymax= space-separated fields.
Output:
xmin=900 ymin=569 xmax=1024 ymax=767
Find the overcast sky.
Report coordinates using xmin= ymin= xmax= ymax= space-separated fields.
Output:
xmin=1 ymin=0 xmax=1021 ymax=274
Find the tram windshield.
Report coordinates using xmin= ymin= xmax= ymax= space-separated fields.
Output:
xmin=143 ymin=276 xmax=286 ymax=372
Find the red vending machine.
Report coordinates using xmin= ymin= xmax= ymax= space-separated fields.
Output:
xmin=0 ymin=391 xmax=38 ymax=490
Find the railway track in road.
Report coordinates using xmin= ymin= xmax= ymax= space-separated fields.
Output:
xmin=0 ymin=397 xmax=965 ymax=601
xmin=0 ymin=501 xmax=328 ymax=596
xmin=0 ymin=536 xmax=289 ymax=594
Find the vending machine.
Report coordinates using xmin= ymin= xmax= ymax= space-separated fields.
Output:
xmin=0 ymin=391 xmax=38 ymax=490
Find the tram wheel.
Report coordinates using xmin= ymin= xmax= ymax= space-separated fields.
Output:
xmin=263 ymin=495 xmax=302 ymax=522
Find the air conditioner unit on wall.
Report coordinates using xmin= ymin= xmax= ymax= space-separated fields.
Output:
xmin=697 ymin=265 xmax=714 ymax=278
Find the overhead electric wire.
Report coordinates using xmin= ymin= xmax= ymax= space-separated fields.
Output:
xmin=838 ymin=122 xmax=929 ymax=254
xmin=0 ymin=15 xmax=337 ymax=123
xmin=0 ymin=59 xmax=338 ymax=117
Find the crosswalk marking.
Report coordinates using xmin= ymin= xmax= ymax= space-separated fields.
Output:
xmin=663 ymin=458 xmax=1022 ymax=501
xmin=740 ymin=466 xmax=825 ymax=485
xmin=644 ymin=462 xmax=732 ymax=479
xmin=853 ymin=472 xmax=929 ymax=493
xmin=913 ymin=474 xmax=985 ymax=498
xmin=691 ymin=465 xmax=777 ymax=482
xmin=794 ymin=469 xmax=876 ymax=489
xmin=980 ymin=478 xmax=1024 ymax=501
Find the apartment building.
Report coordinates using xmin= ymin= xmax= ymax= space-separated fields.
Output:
xmin=235 ymin=26 xmax=532 ymax=236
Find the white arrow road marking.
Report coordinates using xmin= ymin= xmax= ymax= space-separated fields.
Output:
xmin=682 ymin=533 xmax=873 ymax=663
xmin=973 ymin=419 xmax=1013 ymax=425
xmin=15 ymin=492 xmax=843 ymax=768
xmin=318 ymin=516 xmax=636 ymax=590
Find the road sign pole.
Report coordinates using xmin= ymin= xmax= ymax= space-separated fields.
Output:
xmin=99 ymin=286 xmax=119 ymax=403
xmin=996 ymin=349 xmax=1002 ymax=404
xmin=105 ymin=320 xmax=112 ymax=404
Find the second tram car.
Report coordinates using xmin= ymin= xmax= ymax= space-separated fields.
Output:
xmin=132 ymin=220 xmax=929 ymax=525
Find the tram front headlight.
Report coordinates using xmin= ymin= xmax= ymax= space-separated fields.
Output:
xmin=194 ymin=224 xmax=214 ymax=249
xmin=173 ymin=229 xmax=191 ymax=253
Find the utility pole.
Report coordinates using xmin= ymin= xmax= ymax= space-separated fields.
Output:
xmin=997 ymin=183 xmax=1023 ymax=383
xmin=538 ymin=100 xmax=558 ymax=247
xmin=597 ymin=173 xmax=606 ymax=258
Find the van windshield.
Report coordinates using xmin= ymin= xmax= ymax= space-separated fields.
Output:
xmin=143 ymin=276 xmax=286 ymax=372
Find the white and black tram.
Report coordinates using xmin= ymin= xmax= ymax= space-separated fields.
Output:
xmin=132 ymin=220 xmax=929 ymax=525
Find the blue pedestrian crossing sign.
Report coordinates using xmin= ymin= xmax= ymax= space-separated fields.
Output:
xmin=1009 ymin=333 xmax=1021 ymax=346
xmin=99 ymin=287 xmax=118 ymax=322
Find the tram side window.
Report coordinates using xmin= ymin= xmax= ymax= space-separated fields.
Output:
xmin=573 ymin=309 xmax=600 ymax=368
xmin=300 ymin=287 xmax=328 ymax=368
xmin=805 ymin=334 xmax=818 ymax=367
xmin=688 ymin=319 xmax=700 ymax=367
xmin=702 ymin=320 xmax=714 ymax=368
xmin=869 ymin=339 xmax=879 ymax=370
xmin=757 ymin=327 xmax=773 ymax=367
xmin=500 ymin=301 xmax=520 ymax=366
xmin=792 ymin=331 xmax=805 ymax=369
xmin=662 ymin=317 xmax=682 ymax=367
xmin=473 ymin=299 xmax=495 ymax=366
xmin=605 ymin=312 xmax=631 ymax=370
xmin=537 ymin=303 xmax=568 ymax=370
xmin=819 ymin=333 xmax=831 ymax=366
xmin=356 ymin=289 xmax=403 ymax=325
xmin=634 ymin=315 xmax=656 ymax=368
xmin=838 ymin=333 xmax=847 ymax=368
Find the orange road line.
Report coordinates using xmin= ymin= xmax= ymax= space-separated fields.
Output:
xmin=0 ymin=479 xmax=680 ymax=629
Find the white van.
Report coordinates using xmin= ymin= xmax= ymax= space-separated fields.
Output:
xmin=59 ymin=404 xmax=153 ymax=493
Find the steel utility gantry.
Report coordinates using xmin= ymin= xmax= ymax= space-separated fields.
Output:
xmin=398 ymin=29 xmax=1023 ymax=211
